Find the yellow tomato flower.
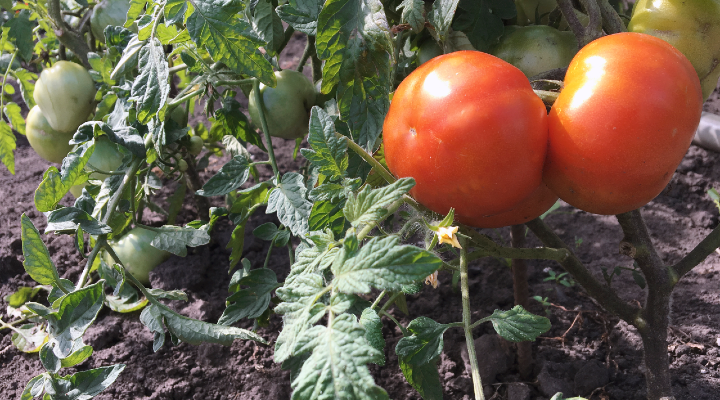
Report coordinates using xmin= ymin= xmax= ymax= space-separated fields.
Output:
xmin=436 ymin=226 xmax=462 ymax=249
xmin=425 ymin=271 xmax=439 ymax=288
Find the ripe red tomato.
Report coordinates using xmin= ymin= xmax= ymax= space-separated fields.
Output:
xmin=383 ymin=51 xmax=549 ymax=222
xmin=543 ymin=33 xmax=703 ymax=215
xmin=456 ymin=183 xmax=558 ymax=228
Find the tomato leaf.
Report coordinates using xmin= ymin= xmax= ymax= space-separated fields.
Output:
xmin=397 ymin=0 xmax=425 ymax=33
xmin=20 ymin=214 xmax=64 ymax=288
xmin=274 ymin=273 xmax=327 ymax=363
xmin=45 ymin=207 xmax=112 ymax=235
xmin=164 ymin=0 xmax=187 ymax=25
xmin=291 ymin=313 xmax=389 ymax=399
xmin=6 ymin=10 xmax=33 ymax=61
xmin=301 ymin=106 xmax=348 ymax=180
xmin=10 ymin=323 xmax=47 ymax=353
xmin=396 ymin=317 xmax=449 ymax=366
xmin=13 ymin=69 xmax=37 ymax=109
xmin=276 ymin=0 xmax=322 ymax=35
xmin=343 ymin=177 xmax=414 ymax=227
xmin=42 ymin=364 xmax=126 ymax=399
xmin=248 ymin=0 xmax=285 ymax=54
xmin=0 ymin=120 xmax=15 ymax=174
xmin=399 ymin=357 xmax=443 ymax=400
xmin=26 ymin=282 xmax=105 ymax=359
xmin=483 ymin=305 xmax=551 ymax=342
xmin=131 ymin=39 xmax=170 ymax=124
xmin=428 ymin=0 xmax=460 ymax=42
xmin=185 ymin=0 xmax=276 ymax=86
xmin=267 ymin=172 xmax=312 ymax=237
xmin=20 ymin=374 xmax=46 ymax=400
xmin=4 ymin=102 xmax=25 ymax=135
xmin=150 ymin=225 xmax=211 ymax=256
xmin=453 ymin=0 xmax=515 ymax=51
xmin=197 ymin=155 xmax=251 ymax=197
xmin=218 ymin=268 xmax=281 ymax=325
xmin=331 ymin=236 xmax=442 ymax=294
xmin=359 ymin=308 xmax=385 ymax=365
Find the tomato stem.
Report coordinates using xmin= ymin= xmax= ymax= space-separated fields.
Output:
xmin=0 ymin=50 xmax=17 ymax=112
xmin=459 ymin=238 xmax=485 ymax=400
xmin=370 ymin=290 xmax=387 ymax=310
xmin=252 ymin=79 xmax=280 ymax=179
xmin=337 ymin=132 xmax=396 ymax=184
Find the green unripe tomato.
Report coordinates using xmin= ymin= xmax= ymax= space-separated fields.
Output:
xmin=166 ymin=105 xmax=188 ymax=127
xmin=490 ymin=25 xmax=578 ymax=78
xmin=188 ymin=135 xmax=203 ymax=156
xmin=90 ymin=0 xmax=135 ymax=43
xmin=104 ymin=227 xmax=172 ymax=285
xmin=248 ymin=70 xmax=316 ymax=140
xmin=26 ymin=106 xmax=75 ymax=164
xmin=178 ymin=159 xmax=188 ymax=172
xmin=418 ymin=40 xmax=443 ymax=65
xmin=629 ymin=0 xmax=720 ymax=100
xmin=33 ymin=61 xmax=96 ymax=133
xmin=70 ymin=136 xmax=124 ymax=197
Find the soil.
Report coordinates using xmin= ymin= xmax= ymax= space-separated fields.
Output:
xmin=1 ymin=33 xmax=720 ymax=400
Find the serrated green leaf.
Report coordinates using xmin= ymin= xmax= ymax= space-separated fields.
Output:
xmin=275 ymin=273 xmax=327 ymax=363
xmin=308 ymin=200 xmax=346 ymax=237
xmin=250 ymin=0 xmax=285 ymax=53
xmin=223 ymin=135 xmax=251 ymax=159
xmin=218 ymin=268 xmax=280 ymax=325
xmin=7 ymin=10 xmax=33 ymax=61
xmin=453 ymin=0 xmax=514 ymax=51
xmin=486 ymin=305 xmax=551 ymax=342
xmin=267 ymin=173 xmax=312 ymax=236
xmin=397 ymin=0 xmax=425 ymax=32
xmin=0 ymin=120 xmax=15 ymax=174
xmin=13 ymin=69 xmax=37 ymax=109
xmin=186 ymin=0 xmax=275 ymax=86
xmin=214 ymin=97 xmax=265 ymax=149
xmin=164 ymin=0 xmax=187 ymax=25
xmin=343 ymin=177 xmax=414 ymax=227
xmin=276 ymin=0 xmax=323 ymax=35
xmin=20 ymin=214 xmax=63 ymax=288
xmin=45 ymin=207 xmax=113 ymax=235
xmin=197 ymin=155 xmax=251 ymax=197
xmin=48 ymin=364 xmax=126 ymax=399
xmin=291 ymin=313 xmax=389 ymax=399
xmin=32 ymin=282 xmax=105 ymax=359
xmin=35 ymin=143 xmax=95 ymax=212
xmin=359 ymin=308 xmax=385 ymax=365
xmin=399 ymin=356 xmax=443 ymax=400
xmin=332 ymin=236 xmax=441 ymax=294
xmin=131 ymin=39 xmax=170 ymax=123
xmin=428 ymin=0 xmax=460 ymax=42
xmin=300 ymin=106 xmax=348 ymax=180
xmin=5 ymin=102 xmax=25 ymax=135
xmin=286 ymin=244 xmax=340 ymax=285
xmin=150 ymin=225 xmax=211 ymax=256
xmin=395 ymin=317 xmax=449 ymax=366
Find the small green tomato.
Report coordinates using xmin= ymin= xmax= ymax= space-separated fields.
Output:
xmin=104 ymin=227 xmax=172 ymax=285
xmin=248 ymin=70 xmax=316 ymax=140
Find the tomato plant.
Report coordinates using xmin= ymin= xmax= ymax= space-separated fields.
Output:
xmin=248 ymin=70 xmax=316 ymax=140
xmin=25 ymin=106 xmax=75 ymax=164
xmin=490 ymin=25 xmax=577 ymax=78
xmin=383 ymin=50 xmax=549 ymax=222
xmin=33 ymin=61 xmax=96 ymax=133
xmin=628 ymin=0 xmax=720 ymax=100
xmin=69 ymin=135 xmax=124 ymax=197
xmin=544 ymin=32 xmax=703 ymax=215
xmin=417 ymin=39 xmax=443 ymax=65
xmin=104 ymin=227 xmax=172 ymax=285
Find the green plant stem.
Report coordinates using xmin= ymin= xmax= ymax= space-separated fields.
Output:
xmin=168 ymin=87 xmax=204 ymax=110
xmin=263 ymin=238 xmax=275 ymax=269
xmin=76 ymin=158 xmax=143 ymax=290
xmin=287 ymin=242 xmax=294 ymax=265
xmin=511 ymin=224 xmax=533 ymax=380
xmin=46 ymin=0 xmax=91 ymax=67
xmin=379 ymin=292 xmax=401 ymax=313
xmin=598 ymin=0 xmax=627 ymax=34
xmin=337 ymin=132 xmax=396 ymax=184
xmin=459 ymin=238 xmax=485 ymax=400
xmin=0 ymin=318 xmax=24 ymax=336
xmin=253 ymin=79 xmax=280 ymax=179
xmin=670 ymin=221 xmax=720 ymax=283
xmin=297 ymin=36 xmax=315 ymax=72
xmin=390 ymin=30 xmax=405 ymax=83
xmin=169 ymin=63 xmax=188 ymax=74
xmin=557 ymin=0 xmax=602 ymax=48
xmin=0 ymin=315 xmax=30 ymax=330
xmin=213 ymin=78 xmax=255 ymax=87
xmin=357 ymin=199 xmax=403 ymax=241
xmin=0 ymin=50 xmax=17 ymax=112
xmin=149 ymin=5 xmax=164 ymax=40
xmin=370 ymin=290 xmax=387 ymax=310
xmin=378 ymin=310 xmax=408 ymax=336
xmin=276 ymin=26 xmax=296 ymax=55
xmin=525 ymin=217 xmax=643 ymax=325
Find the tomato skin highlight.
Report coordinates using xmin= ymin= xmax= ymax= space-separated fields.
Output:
xmin=456 ymin=183 xmax=558 ymax=229
xmin=544 ymin=32 xmax=703 ymax=215
xmin=383 ymin=51 xmax=549 ymax=222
